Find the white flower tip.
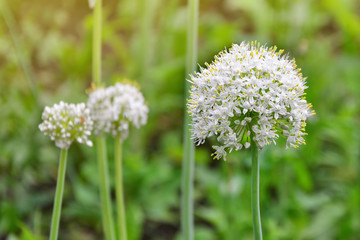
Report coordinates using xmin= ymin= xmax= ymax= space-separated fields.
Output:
xmin=55 ymin=141 xmax=70 ymax=149
xmin=89 ymin=0 xmax=96 ymax=8
xmin=86 ymin=140 xmax=93 ymax=147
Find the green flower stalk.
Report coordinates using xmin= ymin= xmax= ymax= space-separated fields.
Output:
xmin=96 ymin=136 xmax=116 ymax=240
xmin=251 ymin=137 xmax=262 ymax=240
xmin=187 ymin=41 xmax=315 ymax=239
xmin=91 ymin=0 xmax=102 ymax=87
xmin=39 ymin=101 xmax=93 ymax=240
xmin=182 ymin=0 xmax=198 ymax=239
xmin=49 ymin=149 xmax=67 ymax=240
xmin=115 ymin=135 xmax=127 ymax=240
xmin=88 ymin=82 xmax=149 ymax=240
xmin=90 ymin=0 xmax=116 ymax=239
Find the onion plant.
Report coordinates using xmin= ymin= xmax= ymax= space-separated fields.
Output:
xmin=187 ymin=41 xmax=315 ymax=239
xmin=88 ymin=82 xmax=149 ymax=240
xmin=89 ymin=0 xmax=116 ymax=239
xmin=39 ymin=102 xmax=93 ymax=240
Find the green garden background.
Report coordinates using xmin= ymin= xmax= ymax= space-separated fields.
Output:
xmin=1 ymin=0 xmax=359 ymax=239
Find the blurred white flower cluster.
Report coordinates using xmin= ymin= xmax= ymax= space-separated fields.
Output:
xmin=39 ymin=101 xmax=93 ymax=149
xmin=187 ymin=41 xmax=315 ymax=160
xmin=87 ymin=82 xmax=148 ymax=139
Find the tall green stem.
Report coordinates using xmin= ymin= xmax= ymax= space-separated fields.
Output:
xmin=115 ymin=135 xmax=127 ymax=240
xmin=92 ymin=1 xmax=116 ymax=239
xmin=93 ymin=0 xmax=102 ymax=87
xmin=49 ymin=149 xmax=68 ymax=240
xmin=138 ymin=0 xmax=150 ymax=83
xmin=251 ymin=142 xmax=263 ymax=240
xmin=181 ymin=0 xmax=198 ymax=239
xmin=96 ymin=137 xmax=116 ymax=240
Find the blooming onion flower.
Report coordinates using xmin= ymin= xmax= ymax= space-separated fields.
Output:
xmin=187 ymin=41 xmax=315 ymax=160
xmin=87 ymin=82 xmax=148 ymax=139
xmin=39 ymin=101 xmax=93 ymax=149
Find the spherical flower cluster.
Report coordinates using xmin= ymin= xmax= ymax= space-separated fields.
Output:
xmin=187 ymin=41 xmax=315 ymax=160
xmin=87 ymin=82 xmax=148 ymax=139
xmin=39 ymin=101 xmax=93 ymax=149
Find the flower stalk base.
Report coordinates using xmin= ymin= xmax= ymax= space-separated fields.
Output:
xmin=49 ymin=149 xmax=68 ymax=240
xmin=251 ymin=142 xmax=263 ymax=240
xmin=115 ymin=135 xmax=128 ymax=240
xmin=97 ymin=137 xmax=116 ymax=240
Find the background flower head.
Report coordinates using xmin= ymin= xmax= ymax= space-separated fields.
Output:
xmin=87 ymin=82 xmax=149 ymax=139
xmin=39 ymin=101 xmax=93 ymax=149
xmin=187 ymin=41 xmax=315 ymax=160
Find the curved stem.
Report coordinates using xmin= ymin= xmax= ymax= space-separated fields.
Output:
xmin=251 ymin=142 xmax=263 ymax=240
xmin=97 ymin=137 xmax=116 ymax=240
xmin=0 ymin=0 xmax=38 ymax=104
xmin=49 ymin=149 xmax=68 ymax=240
xmin=115 ymin=135 xmax=127 ymax=240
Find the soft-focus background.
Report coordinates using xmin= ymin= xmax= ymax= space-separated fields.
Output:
xmin=1 ymin=0 xmax=359 ymax=239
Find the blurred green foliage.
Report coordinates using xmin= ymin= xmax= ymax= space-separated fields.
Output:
xmin=0 ymin=0 xmax=360 ymax=239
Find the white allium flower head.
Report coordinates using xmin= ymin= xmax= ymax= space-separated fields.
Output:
xmin=187 ymin=41 xmax=315 ymax=160
xmin=87 ymin=82 xmax=148 ymax=139
xmin=39 ymin=101 xmax=93 ymax=149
